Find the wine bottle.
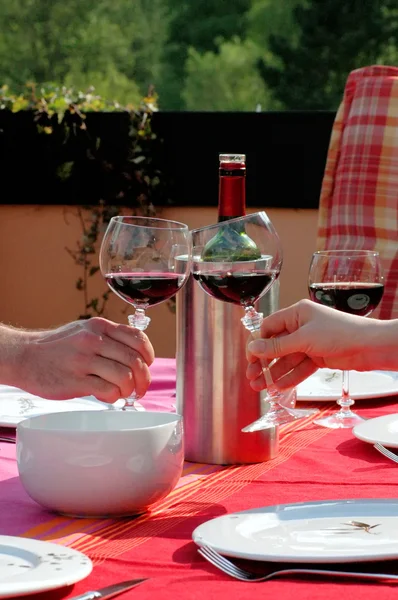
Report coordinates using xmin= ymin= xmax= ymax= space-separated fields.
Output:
xmin=202 ymin=154 xmax=261 ymax=261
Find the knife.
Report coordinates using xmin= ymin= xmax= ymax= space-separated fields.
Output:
xmin=69 ymin=578 xmax=148 ymax=600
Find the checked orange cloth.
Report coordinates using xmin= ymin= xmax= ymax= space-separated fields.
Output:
xmin=317 ymin=65 xmax=398 ymax=320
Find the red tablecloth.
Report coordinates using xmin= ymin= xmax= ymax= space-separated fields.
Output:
xmin=1 ymin=358 xmax=398 ymax=600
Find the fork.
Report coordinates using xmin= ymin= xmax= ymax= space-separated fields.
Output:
xmin=0 ymin=436 xmax=16 ymax=443
xmin=197 ymin=545 xmax=398 ymax=583
xmin=373 ymin=443 xmax=398 ymax=463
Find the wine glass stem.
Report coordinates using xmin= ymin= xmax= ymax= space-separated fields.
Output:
xmin=337 ymin=370 xmax=354 ymax=414
xmin=251 ymin=331 xmax=280 ymax=400
xmin=128 ymin=308 xmax=151 ymax=331
xmin=241 ymin=306 xmax=280 ymax=398
xmin=123 ymin=309 xmax=151 ymax=410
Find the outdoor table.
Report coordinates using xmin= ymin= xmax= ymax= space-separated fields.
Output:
xmin=1 ymin=358 xmax=398 ymax=600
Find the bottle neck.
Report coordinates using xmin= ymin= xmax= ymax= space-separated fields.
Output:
xmin=218 ymin=161 xmax=246 ymax=222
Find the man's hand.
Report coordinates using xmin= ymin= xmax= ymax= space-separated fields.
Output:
xmin=15 ymin=318 xmax=155 ymax=402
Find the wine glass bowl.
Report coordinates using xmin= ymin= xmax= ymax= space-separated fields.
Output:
xmin=192 ymin=255 xmax=274 ymax=308
xmin=191 ymin=212 xmax=317 ymax=431
xmin=100 ymin=215 xmax=191 ymax=409
xmin=191 ymin=212 xmax=281 ymax=309
xmin=308 ymin=249 xmax=384 ymax=429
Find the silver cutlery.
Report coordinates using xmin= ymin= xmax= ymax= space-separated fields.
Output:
xmin=69 ymin=578 xmax=147 ymax=600
xmin=198 ymin=544 xmax=398 ymax=583
xmin=373 ymin=443 xmax=398 ymax=463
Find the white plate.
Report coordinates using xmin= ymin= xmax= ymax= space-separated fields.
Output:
xmin=193 ymin=499 xmax=398 ymax=564
xmin=0 ymin=535 xmax=92 ymax=598
xmin=0 ymin=385 xmax=124 ymax=428
xmin=296 ymin=369 xmax=398 ymax=401
xmin=353 ymin=413 xmax=398 ymax=448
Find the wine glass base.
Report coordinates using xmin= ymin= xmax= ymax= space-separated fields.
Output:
xmin=242 ymin=405 xmax=312 ymax=433
xmin=289 ymin=407 xmax=320 ymax=419
xmin=314 ymin=410 xmax=365 ymax=429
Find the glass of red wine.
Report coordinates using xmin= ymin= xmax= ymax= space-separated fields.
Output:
xmin=308 ymin=249 xmax=384 ymax=428
xmin=100 ymin=215 xmax=191 ymax=410
xmin=191 ymin=211 xmax=318 ymax=430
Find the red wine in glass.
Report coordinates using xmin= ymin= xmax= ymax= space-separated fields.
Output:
xmin=193 ymin=270 xmax=277 ymax=306
xmin=308 ymin=250 xmax=384 ymax=429
xmin=309 ymin=282 xmax=384 ymax=317
xmin=106 ymin=272 xmax=185 ymax=307
xmin=100 ymin=215 xmax=191 ymax=411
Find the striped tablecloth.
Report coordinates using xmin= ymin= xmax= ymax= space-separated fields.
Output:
xmin=1 ymin=358 xmax=398 ymax=600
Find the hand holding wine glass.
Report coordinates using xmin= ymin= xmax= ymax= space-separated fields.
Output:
xmin=191 ymin=211 xmax=318 ymax=431
xmin=246 ymin=300 xmax=397 ymax=388
xmin=100 ymin=215 xmax=191 ymax=410
xmin=308 ymin=249 xmax=384 ymax=428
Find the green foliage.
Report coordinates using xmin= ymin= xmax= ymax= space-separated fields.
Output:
xmin=63 ymin=68 xmax=141 ymax=106
xmin=66 ymin=205 xmax=118 ymax=320
xmin=258 ymin=0 xmax=398 ymax=109
xmin=182 ymin=38 xmax=271 ymax=111
xmin=0 ymin=0 xmax=168 ymax=104
xmin=0 ymin=0 xmax=397 ymax=111
xmin=0 ymin=83 xmax=161 ymax=319
xmin=161 ymin=0 xmax=252 ymax=109
xmin=0 ymin=82 xmax=138 ymax=118
xmin=122 ymin=0 xmax=170 ymax=90
xmin=166 ymin=0 xmax=251 ymax=55
xmin=378 ymin=3 xmax=398 ymax=64
xmin=247 ymin=0 xmax=303 ymax=49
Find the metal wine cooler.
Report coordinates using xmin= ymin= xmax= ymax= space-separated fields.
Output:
xmin=176 ymin=274 xmax=280 ymax=464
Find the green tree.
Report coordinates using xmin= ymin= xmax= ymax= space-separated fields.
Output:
xmin=258 ymin=0 xmax=398 ymax=109
xmin=247 ymin=0 xmax=303 ymax=50
xmin=0 ymin=1 xmax=121 ymax=82
xmin=377 ymin=3 xmax=398 ymax=64
xmin=127 ymin=0 xmax=170 ymax=90
xmin=182 ymin=38 xmax=271 ymax=111
xmin=64 ymin=68 xmax=141 ymax=106
xmin=161 ymin=0 xmax=251 ymax=109
xmin=104 ymin=0 xmax=170 ymax=92
xmin=0 ymin=0 xmax=169 ymax=104
xmin=59 ymin=5 xmax=140 ymax=103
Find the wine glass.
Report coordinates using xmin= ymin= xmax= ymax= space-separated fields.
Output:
xmin=308 ymin=249 xmax=384 ymax=428
xmin=100 ymin=215 xmax=191 ymax=410
xmin=191 ymin=211 xmax=318 ymax=431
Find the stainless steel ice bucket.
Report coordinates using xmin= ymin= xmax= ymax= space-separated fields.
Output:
xmin=176 ymin=275 xmax=280 ymax=464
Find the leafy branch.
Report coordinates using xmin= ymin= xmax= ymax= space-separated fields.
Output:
xmin=0 ymin=83 xmax=164 ymax=319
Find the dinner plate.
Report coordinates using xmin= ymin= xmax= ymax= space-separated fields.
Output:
xmin=353 ymin=413 xmax=398 ymax=448
xmin=0 ymin=535 xmax=92 ymax=598
xmin=193 ymin=499 xmax=398 ymax=564
xmin=0 ymin=385 xmax=124 ymax=428
xmin=296 ymin=369 xmax=398 ymax=402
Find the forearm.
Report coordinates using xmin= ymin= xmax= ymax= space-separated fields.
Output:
xmin=0 ymin=320 xmax=88 ymax=389
xmin=363 ymin=319 xmax=398 ymax=371
xmin=0 ymin=325 xmax=33 ymax=387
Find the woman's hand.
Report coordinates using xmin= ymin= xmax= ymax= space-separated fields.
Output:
xmin=246 ymin=299 xmax=398 ymax=391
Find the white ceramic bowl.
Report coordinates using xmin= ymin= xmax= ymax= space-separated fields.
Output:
xmin=16 ymin=411 xmax=184 ymax=517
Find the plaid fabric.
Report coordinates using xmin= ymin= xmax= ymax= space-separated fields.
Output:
xmin=317 ymin=65 xmax=398 ymax=320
